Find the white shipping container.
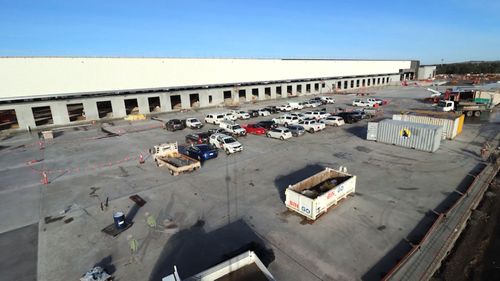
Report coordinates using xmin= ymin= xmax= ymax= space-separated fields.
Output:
xmin=366 ymin=122 xmax=378 ymax=141
xmin=285 ymin=168 xmax=356 ymax=220
xmin=392 ymin=113 xmax=464 ymax=140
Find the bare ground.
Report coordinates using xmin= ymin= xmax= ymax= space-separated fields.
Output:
xmin=433 ymin=172 xmax=500 ymax=281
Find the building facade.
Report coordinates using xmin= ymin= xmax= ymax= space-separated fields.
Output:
xmin=0 ymin=57 xmax=418 ymax=131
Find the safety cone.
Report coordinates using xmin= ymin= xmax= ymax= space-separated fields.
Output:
xmin=139 ymin=154 xmax=145 ymax=164
xmin=41 ymin=171 xmax=49 ymax=185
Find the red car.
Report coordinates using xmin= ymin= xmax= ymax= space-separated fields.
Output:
xmin=241 ymin=124 xmax=266 ymax=135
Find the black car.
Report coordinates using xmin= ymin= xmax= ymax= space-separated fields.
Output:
xmin=247 ymin=110 xmax=260 ymax=118
xmin=336 ymin=112 xmax=359 ymax=124
xmin=256 ymin=120 xmax=278 ymax=130
xmin=263 ymin=106 xmax=279 ymax=114
xmin=165 ymin=119 xmax=186 ymax=131
xmin=185 ymin=132 xmax=210 ymax=144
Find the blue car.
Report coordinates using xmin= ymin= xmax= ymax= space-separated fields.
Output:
xmin=179 ymin=144 xmax=218 ymax=161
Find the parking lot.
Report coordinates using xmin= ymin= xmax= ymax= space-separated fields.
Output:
xmin=0 ymin=85 xmax=498 ymax=281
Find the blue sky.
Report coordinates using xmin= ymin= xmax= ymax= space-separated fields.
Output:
xmin=1 ymin=0 xmax=499 ymax=64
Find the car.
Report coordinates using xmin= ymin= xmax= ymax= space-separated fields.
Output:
xmin=298 ymin=119 xmax=326 ymax=133
xmin=320 ymin=97 xmax=335 ymax=104
xmin=303 ymin=111 xmax=330 ymax=120
xmin=241 ymin=123 xmax=267 ymax=135
xmin=272 ymin=114 xmax=300 ymax=126
xmin=287 ymin=125 xmax=305 ymax=137
xmin=256 ymin=120 xmax=278 ymax=130
xmin=185 ymin=132 xmax=210 ymax=144
xmin=323 ymin=116 xmax=345 ymax=127
xmin=258 ymin=109 xmax=271 ymax=116
xmin=205 ymin=113 xmax=226 ymax=125
xmin=310 ymin=97 xmax=326 ymax=105
xmin=165 ymin=119 xmax=186 ymax=131
xmin=276 ymin=104 xmax=292 ymax=111
xmin=263 ymin=106 xmax=279 ymax=114
xmin=288 ymin=101 xmax=304 ymax=110
xmin=222 ymin=112 xmax=238 ymax=121
xmin=219 ymin=121 xmax=247 ymax=137
xmin=336 ymin=112 xmax=360 ymax=123
xmin=366 ymin=98 xmax=384 ymax=105
xmin=231 ymin=110 xmax=251 ymax=120
xmin=308 ymin=100 xmax=322 ymax=107
xmin=179 ymin=144 xmax=218 ymax=161
xmin=351 ymin=110 xmax=369 ymax=120
xmin=247 ymin=110 xmax=260 ymax=118
xmin=352 ymin=99 xmax=374 ymax=107
xmin=185 ymin=118 xmax=204 ymax=129
xmin=207 ymin=128 xmax=230 ymax=135
xmin=266 ymin=127 xmax=293 ymax=140
xmin=301 ymin=101 xmax=313 ymax=108
xmin=209 ymin=133 xmax=243 ymax=155
xmin=289 ymin=113 xmax=306 ymax=121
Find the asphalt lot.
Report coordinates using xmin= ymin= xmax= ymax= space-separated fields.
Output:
xmin=0 ymin=85 xmax=498 ymax=281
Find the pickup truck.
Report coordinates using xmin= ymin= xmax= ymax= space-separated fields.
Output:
xmin=153 ymin=142 xmax=201 ymax=176
xmin=185 ymin=118 xmax=203 ymax=129
xmin=185 ymin=132 xmax=210 ymax=144
xmin=352 ymin=99 xmax=374 ymax=107
xmin=366 ymin=98 xmax=384 ymax=105
xmin=288 ymin=101 xmax=304 ymax=110
xmin=303 ymin=111 xmax=330 ymax=120
xmin=219 ymin=121 xmax=247 ymax=137
xmin=272 ymin=114 xmax=300 ymax=126
xmin=298 ymin=119 xmax=326 ymax=133
xmin=209 ymin=133 xmax=243 ymax=154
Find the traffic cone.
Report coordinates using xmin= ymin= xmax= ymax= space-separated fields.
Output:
xmin=139 ymin=154 xmax=145 ymax=164
xmin=41 ymin=171 xmax=49 ymax=185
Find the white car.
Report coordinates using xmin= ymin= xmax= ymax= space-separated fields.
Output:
xmin=301 ymin=101 xmax=313 ymax=108
xmin=231 ymin=110 xmax=251 ymax=120
xmin=272 ymin=114 xmax=300 ymax=126
xmin=209 ymin=133 xmax=243 ymax=154
xmin=323 ymin=116 xmax=345 ymax=127
xmin=219 ymin=121 xmax=247 ymax=136
xmin=222 ymin=112 xmax=238 ymax=121
xmin=185 ymin=118 xmax=204 ymax=129
xmin=352 ymin=99 xmax=373 ymax=107
xmin=288 ymin=101 xmax=304 ymax=110
xmin=298 ymin=119 xmax=326 ymax=133
xmin=266 ymin=127 xmax=293 ymax=140
xmin=366 ymin=98 xmax=383 ymax=105
xmin=303 ymin=111 xmax=330 ymax=120
xmin=205 ymin=113 xmax=226 ymax=125
xmin=257 ymin=109 xmax=271 ymax=116
xmin=320 ymin=97 xmax=335 ymax=104
xmin=276 ymin=104 xmax=293 ymax=111
xmin=289 ymin=113 xmax=306 ymax=121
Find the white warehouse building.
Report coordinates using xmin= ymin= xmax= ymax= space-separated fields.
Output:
xmin=0 ymin=57 xmax=420 ymax=131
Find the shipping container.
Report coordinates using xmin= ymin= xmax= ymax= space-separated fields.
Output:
xmin=285 ymin=167 xmax=356 ymax=220
xmin=370 ymin=119 xmax=442 ymax=152
xmin=392 ymin=111 xmax=464 ymax=140
xmin=366 ymin=122 xmax=378 ymax=141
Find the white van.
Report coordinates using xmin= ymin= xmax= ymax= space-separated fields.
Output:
xmin=204 ymin=113 xmax=226 ymax=125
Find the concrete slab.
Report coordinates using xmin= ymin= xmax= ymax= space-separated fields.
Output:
xmin=0 ymin=223 xmax=38 ymax=281
xmin=0 ymin=86 xmax=498 ymax=281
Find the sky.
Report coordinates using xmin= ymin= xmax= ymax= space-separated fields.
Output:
xmin=0 ymin=0 xmax=499 ymax=64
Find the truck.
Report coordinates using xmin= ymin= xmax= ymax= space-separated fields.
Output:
xmin=162 ymin=251 xmax=275 ymax=281
xmin=285 ymin=167 xmax=356 ymax=220
xmin=153 ymin=142 xmax=201 ymax=176
xmin=438 ymin=100 xmax=492 ymax=117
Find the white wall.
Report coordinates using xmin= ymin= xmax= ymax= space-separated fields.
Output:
xmin=0 ymin=58 xmax=412 ymax=100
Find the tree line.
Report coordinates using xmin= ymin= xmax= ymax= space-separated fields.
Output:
xmin=436 ymin=61 xmax=500 ymax=74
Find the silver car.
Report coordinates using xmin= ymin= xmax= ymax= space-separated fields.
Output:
xmin=287 ymin=125 xmax=305 ymax=137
